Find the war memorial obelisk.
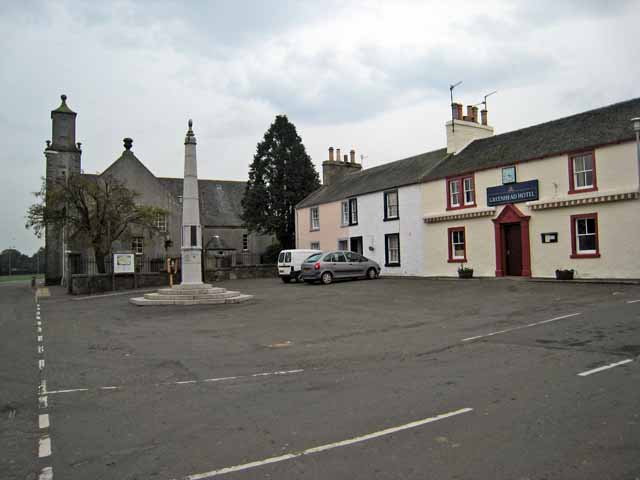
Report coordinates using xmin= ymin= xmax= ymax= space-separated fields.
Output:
xmin=130 ymin=121 xmax=252 ymax=306
xmin=181 ymin=119 xmax=204 ymax=285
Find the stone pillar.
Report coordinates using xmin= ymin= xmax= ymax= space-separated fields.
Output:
xmin=180 ymin=120 xmax=203 ymax=285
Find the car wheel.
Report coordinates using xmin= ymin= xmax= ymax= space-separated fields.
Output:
xmin=366 ymin=268 xmax=377 ymax=280
xmin=321 ymin=271 xmax=333 ymax=285
xmin=281 ymin=276 xmax=291 ymax=283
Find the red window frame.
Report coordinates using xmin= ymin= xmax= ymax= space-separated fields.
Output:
xmin=446 ymin=174 xmax=476 ymax=210
xmin=447 ymin=226 xmax=467 ymax=263
xmin=570 ymin=213 xmax=600 ymax=259
xmin=568 ymin=151 xmax=598 ymax=194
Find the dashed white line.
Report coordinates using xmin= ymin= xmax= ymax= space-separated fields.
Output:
xmin=37 ymin=326 xmax=42 ymax=333
xmin=46 ymin=369 xmax=305 ymax=395
xmin=578 ymin=359 xmax=634 ymax=377
xmin=627 ymin=299 xmax=640 ymax=304
xmin=38 ymin=436 xmax=51 ymax=457
xmin=39 ymin=414 xmax=50 ymax=429
xmin=461 ymin=313 xmax=581 ymax=342
xmin=39 ymin=380 xmax=47 ymax=395
xmin=38 ymin=345 xmax=44 ymax=354
xmin=38 ymin=466 xmax=53 ymax=480
xmin=39 ymin=359 xmax=45 ymax=370
xmin=39 ymin=396 xmax=48 ymax=409
xmin=37 ymin=336 xmax=43 ymax=342
xmin=177 ymin=408 xmax=473 ymax=480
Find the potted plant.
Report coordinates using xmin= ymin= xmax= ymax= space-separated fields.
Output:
xmin=555 ymin=269 xmax=574 ymax=280
xmin=458 ymin=264 xmax=474 ymax=279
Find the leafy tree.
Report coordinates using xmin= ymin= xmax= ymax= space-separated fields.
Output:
xmin=242 ymin=115 xmax=320 ymax=249
xmin=26 ymin=174 xmax=166 ymax=273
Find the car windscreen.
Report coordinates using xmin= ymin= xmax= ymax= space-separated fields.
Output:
xmin=285 ymin=252 xmax=291 ymax=263
xmin=278 ymin=252 xmax=285 ymax=263
xmin=305 ymin=253 xmax=322 ymax=262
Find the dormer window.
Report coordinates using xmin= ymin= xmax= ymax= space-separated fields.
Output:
xmin=569 ymin=151 xmax=597 ymax=194
xmin=447 ymin=175 xmax=476 ymax=210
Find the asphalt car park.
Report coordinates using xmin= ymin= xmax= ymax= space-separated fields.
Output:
xmin=3 ymin=277 xmax=640 ymax=479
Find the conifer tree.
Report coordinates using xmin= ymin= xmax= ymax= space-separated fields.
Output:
xmin=242 ymin=115 xmax=320 ymax=249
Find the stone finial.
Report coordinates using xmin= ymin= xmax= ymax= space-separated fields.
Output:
xmin=46 ymin=140 xmax=51 ymax=148
xmin=123 ymin=137 xmax=133 ymax=151
xmin=185 ymin=119 xmax=196 ymax=144
xmin=77 ymin=142 xmax=82 ymax=151
xmin=61 ymin=94 xmax=67 ymax=102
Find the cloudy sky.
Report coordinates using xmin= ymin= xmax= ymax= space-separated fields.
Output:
xmin=1 ymin=0 xmax=639 ymax=255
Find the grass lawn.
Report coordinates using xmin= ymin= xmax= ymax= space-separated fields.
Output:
xmin=0 ymin=274 xmax=44 ymax=283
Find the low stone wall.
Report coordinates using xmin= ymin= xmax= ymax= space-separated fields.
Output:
xmin=70 ymin=265 xmax=276 ymax=294
xmin=69 ymin=272 xmax=177 ymax=295
xmin=204 ymin=264 xmax=276 ymax=282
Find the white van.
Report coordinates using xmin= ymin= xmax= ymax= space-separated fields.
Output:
xmin=277 ymin=249 xmax=321 ymax=283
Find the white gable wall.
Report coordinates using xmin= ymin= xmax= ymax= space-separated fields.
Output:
xmin=348 ymin=183 xmax=424 ymax=276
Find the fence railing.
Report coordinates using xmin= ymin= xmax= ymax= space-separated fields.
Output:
xmin=68 ymin=255 xmax=172 ymax=276
xmin=69 ymin=251 xmax=270 ymax=276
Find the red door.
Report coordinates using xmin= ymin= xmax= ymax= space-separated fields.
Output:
xmin=504 ymin=224 xmax=522 ymax=276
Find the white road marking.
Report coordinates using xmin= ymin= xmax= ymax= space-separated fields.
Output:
xmin=578 ymin=359 xmax=634 ymax=377
xmin=38 ymin=436 xmax=51 ymax=457
xmin=38 ymin=345 xmax=44 ymax=354
xmin=462 ymin=313 xmax=581 ymax=342
xmin=39 ymin=359 xmax=45 ymax=370
xmin=178 ymin=408 xmax=473 ymax=480
xmin=39 ymin=380 xmax=47 ymax=395
xmin=39 ymin=414 xmax=50 ymax=429
xmin=46 ymin=388 xmax=89 ymax=395
xmin=37 ymin=326 xmax=42 ymax=333
xmin=47 ymin=369 xmax=304 ymax=395
xmin=39 ymin=396 xmax=48 ymax=409
xmin=38 ymin=466 xmax=53 ymax=480
xmin=71 ymin=289 xmax=156 ymax=301
xmin=37 ymin=336 xmax=43 ymax=342
xmin=627 ymin=299 xmax=640 ymax=304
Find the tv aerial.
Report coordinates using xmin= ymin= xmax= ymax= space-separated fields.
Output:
xmin=449 ymin=81 xmax=463 ymax=131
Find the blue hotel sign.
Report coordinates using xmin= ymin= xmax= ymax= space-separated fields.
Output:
xmin=486 ymin=179 xmax=539 ymax=206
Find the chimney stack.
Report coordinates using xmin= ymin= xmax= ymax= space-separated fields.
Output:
xmin=481 ymin=109 xmax=488 ymax=126
xmin=322 ymin=144 xmax=363 ymax=185
xmin=446 ymin=101 xmax=494 ymax=154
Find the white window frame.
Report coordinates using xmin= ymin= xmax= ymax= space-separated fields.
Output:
xmin=575 ymin=217 xmax=597 ymax=254
xmin=451 ymin=230 xmax=465 ymax=259
xmin=572 ymin=153 xmax=594 ymax=190
xmin=463 ymin=177 xmax=475 ymax=205
xmin=385 ymin=233 xmax=400 ymax=266
xmin=310 ymin=241 xmax=320 ymax=250
xmin=310 ymin=207 xmax=320 ymax=231
xmin=341 ymin=201 xmax=349 ymax=226
xmin=449 ymin=180 xmax=460 ymax=207
xmin=132 ymin=236 xmax=144 ymax=255
xmin=155 ymin=213 xmax=168 ymax=232
xmin=385 ymin=190 xmax=399 ymax=219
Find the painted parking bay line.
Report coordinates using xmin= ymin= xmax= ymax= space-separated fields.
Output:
xmin=177 ymin=407 xmax=473 ymax=480
xmin=578 ymin=359 xmax=633 ymax=377
xmin=627 ymin=299 xmax=640 ymax=304
xmin=461 ymin=312 xmax=581 ymax=342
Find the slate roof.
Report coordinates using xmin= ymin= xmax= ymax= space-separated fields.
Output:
xmin=158 ymin=177 xmax=247 ymax=227
xmin=424 ymin=97 xmax=640 ymax=181
xmin=297 ymin=97 xmax=640 ymax=209
xmin=297 ymin=147 xmax=448 ymax=208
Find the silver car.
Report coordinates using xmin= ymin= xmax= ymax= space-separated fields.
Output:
xmin=300 ymin=250 xmax=380 ymax=285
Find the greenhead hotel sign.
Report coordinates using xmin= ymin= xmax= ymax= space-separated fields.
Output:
xmin=486 ymin=180 xmax=539 ymax=206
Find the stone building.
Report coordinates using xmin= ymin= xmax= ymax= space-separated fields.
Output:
xmin=44 ymin=95 xmax=274 ymax=285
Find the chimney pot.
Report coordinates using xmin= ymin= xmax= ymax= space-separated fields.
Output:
xmin=350 ymin=149 xmax=355 ymax=163
xmin=328 ymin=146 xmax=334 ymax=162
xmin=471 ymin=106 xmax=479 ymax=123
xmin=336 ymin=148 xmax=341 ymax=162
xmin=343 ymin=154 xmax=348 ymax=162
xmin=481 ymin=109 xmax=488 ymax=126
xmin=466 ymin=105 xmax=473 ymax=119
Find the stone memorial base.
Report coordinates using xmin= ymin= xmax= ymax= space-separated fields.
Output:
xmin=129 ymin=283 xmax=253 ymax=306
